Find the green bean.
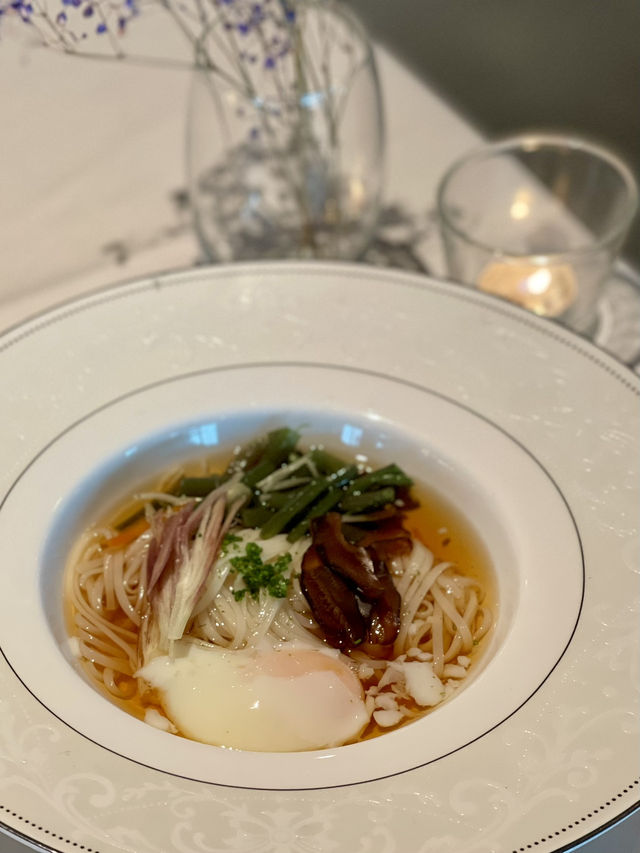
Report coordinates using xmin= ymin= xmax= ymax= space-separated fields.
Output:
xmin=345 ymin=464 xmax=412 ymax=495
xmin=242 ymin=458 xmax=278 ymax=488
xmin=260 ymin=479 xmax=330 ymax=539
xmin=278 ymin=466 xmax=355 ymax=542
xmin=339 ymin=486 xmax=396 ymax=513
xmin=267 ymin=427 xmax=300 ymax=455
xmin=311 ymin=486 xmax=349 ymax=516
xmin=258 ymin=492 xmax=292 ymax=509
xmin=241 ymin=428 xmax=300 ymax=487
xmin=286 ymin=520 xmax=310 ymax=543
xmin=235 ymin=429 xmax=413 ymax=539
xmin=328 ymin=464 xmax=359 ymax=488
xmin=310 ymin=448 xmax=350 ymax=475
xmin=286 ymin=488 xmax=343 ymax=542
xmin=174 ymin=474 xmax=223 ymax=497
xmin=240 ymin=506 xmax=275 ymax=528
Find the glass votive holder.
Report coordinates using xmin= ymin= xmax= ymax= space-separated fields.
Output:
xmin=436 ymin=134 xmax=638 ymax=335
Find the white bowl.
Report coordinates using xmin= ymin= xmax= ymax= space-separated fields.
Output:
xmin=0 ymin=363 xmax=582 ymax=790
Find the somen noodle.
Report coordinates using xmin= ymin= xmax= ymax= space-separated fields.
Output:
xmin=64 ymin=428 xmax=494 ymax=750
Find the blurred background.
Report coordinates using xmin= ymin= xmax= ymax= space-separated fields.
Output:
xmin=345 ymin=0 xmax=640 ymax=266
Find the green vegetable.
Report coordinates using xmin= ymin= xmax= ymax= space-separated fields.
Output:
xmin=286 ymin=465 xmax=359 ymax=542
xmin=339 ymin=486 xmax=397 ymax=513
xmin=230 ymin=542 xmax=292 ymax=601
xmin=242 ymin=428 xmax=300 ymax=488
xmin=259 ymin=491 xmax=294 ymax=509
xmin=286 ymin=489 xmax=342 ymax=542
xmin=221 ymin=532 xmax=242 ymax=554
xmin=345 ymin=464 xmax=412 ymax=495
xmin=328 ymin=464 xmax=360 ymax=489
xmin=240 ymin=506 xmax=275 ymax=528
xmin=227 ymin=429 xmax=415 ymax=537
xmin=310 ymin=448 xmax=349 ymax=475
xmin=259 ymin=478 xmax=330 ymax=539
xmin=242 ymin=458 xmax=280 ymax=489
xmin=175 ymin=474 xmax=224 ymax=497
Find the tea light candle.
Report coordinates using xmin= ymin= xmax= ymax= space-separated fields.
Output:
xmin=477 ymin=260 xmax=578 ymax=317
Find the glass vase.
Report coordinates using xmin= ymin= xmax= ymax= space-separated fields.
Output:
xmin=186 ymin=0 xmax=384 ymax=262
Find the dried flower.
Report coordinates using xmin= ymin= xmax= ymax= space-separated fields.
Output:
xmin=1 ymin=0 xmax=381 ymax=259
xmin=0 ymin=0 xmax=311 ymax=77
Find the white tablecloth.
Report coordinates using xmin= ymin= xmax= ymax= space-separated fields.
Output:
xmin=0 ymin=12 xmax=638 ymax=853
xmin=0 ymin=8 xmax=476 ymax=319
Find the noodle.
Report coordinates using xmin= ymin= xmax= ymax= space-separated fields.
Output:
xmin=64 ymin=440 xmax=495 ymax=745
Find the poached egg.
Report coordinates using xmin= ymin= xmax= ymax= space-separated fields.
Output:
xmin=138 ymin=640 xmax=369 ymax=751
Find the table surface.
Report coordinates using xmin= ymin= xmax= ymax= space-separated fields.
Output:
xmin=0 ymin=11 xmax=638 ymax=853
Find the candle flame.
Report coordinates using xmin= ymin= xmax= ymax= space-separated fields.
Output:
xmin=477 ymin=261 xmax=577 ymax=317
xmin=525 ymin=268 xmax=552 ymax=295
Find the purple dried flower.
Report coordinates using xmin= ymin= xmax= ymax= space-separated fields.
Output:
xmin=282 ymin=2 xmax=295 ymax=23
xmin=8 ymin=0 xmax=34 ymax=20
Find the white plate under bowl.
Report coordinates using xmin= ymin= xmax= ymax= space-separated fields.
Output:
xmin=0 ymin=261 xmax=637 ymax=853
